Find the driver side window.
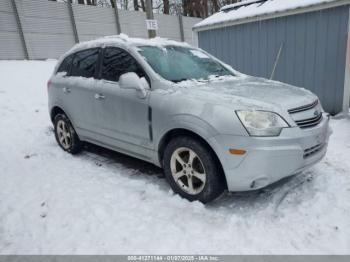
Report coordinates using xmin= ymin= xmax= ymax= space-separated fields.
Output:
xmin=101 ymin=47 xmax=145 ymax=82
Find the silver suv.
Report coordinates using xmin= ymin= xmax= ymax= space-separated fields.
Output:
xmin=48 ymin=35 xmax=331 ymax=203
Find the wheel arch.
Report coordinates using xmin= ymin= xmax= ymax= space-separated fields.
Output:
xmin=157 ymin=128 xmax=228 ymax=189
xmin=50 ymin=106 xmax=79 ymax=133
xmin=50 ymin=106 xmax=66 ymax=123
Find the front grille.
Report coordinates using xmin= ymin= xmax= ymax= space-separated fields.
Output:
xmin=288 ymin=100 xmax=318 ymax=114
xmin=295 ymin=113 xmax=323 ymax=129
xmin=288 ymin=99 xmax=323 ymax=129
xmin=303 ymin=143 xmax=325 ymax=158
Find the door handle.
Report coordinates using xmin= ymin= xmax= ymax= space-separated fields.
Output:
xmin=94 ymin=93 xmax=105 ymax=100
xmin=63 ymin=87 xmax=71 ymax=93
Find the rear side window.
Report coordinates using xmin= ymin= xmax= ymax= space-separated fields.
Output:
xmin=57 ymin=54 xmax=73 ymax=75
xmin=101 ymin=47 xmax=145 ymax=82
xmin=71 ymin=48 xmax=100 ymax=78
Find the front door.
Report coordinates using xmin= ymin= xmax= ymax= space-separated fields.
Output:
xmin=94 ymin=47 xmax=152 ymax=157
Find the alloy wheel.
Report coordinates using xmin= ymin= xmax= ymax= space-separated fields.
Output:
xmin=56 ymin=119 xmax=71 ymax=150
xmin=170 ymin=147 xmax=206 ymax=195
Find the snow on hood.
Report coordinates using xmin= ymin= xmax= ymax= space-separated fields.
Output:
xmin=194 ymin=0 xmax=340 ymax=30
xmin=173 ymin=75 xmax=317 ymax=111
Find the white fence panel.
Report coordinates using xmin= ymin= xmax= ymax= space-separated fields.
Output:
xmin=0 ymin=0 xmax=202 ymax=59
xmin=17 ymin=0 xmax=75 ymax=59
xmin=119 ymin=9 xmax=148 ymax=38
xmin=0 ymin=0 xmax=25 ymax=59
xmin=183 ymin=16 xmax=200 ymax=47
xmin=154 ymin=13 xmax=181 ymax=42
xmin=73 ymin=4 xmax=118 ymax=42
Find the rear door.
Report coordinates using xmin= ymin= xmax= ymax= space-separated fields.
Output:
xmin=63 ymin=48 xmax=101 ymax=137
xmin=52 ymin=54 xmax=74 ymax=119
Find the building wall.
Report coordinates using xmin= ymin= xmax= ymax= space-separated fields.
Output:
xmin=198 ymin=5 xmax=349 ymax=114
xmin=0 ymin=0 xmax=201 ymax=60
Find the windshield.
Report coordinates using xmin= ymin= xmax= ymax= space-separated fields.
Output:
xmin=137 ymin=45 xmax=234 ymax=83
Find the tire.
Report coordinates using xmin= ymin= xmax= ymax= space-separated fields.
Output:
xmin=54 ymin=113 xmax=82 ymax=154
xmin=163 ymin=136 xmax=225 ymax=203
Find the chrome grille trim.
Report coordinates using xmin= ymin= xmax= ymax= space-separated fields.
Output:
xmin=303 ymin=143 xmax=325 ymax=159
xmin=295 ymin=113 xmax=323 ymax=129
xmin=288 ymin=100 xmax=318 ymax=114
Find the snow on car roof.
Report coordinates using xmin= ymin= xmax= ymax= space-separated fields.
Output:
xmin=56 ymin=34 xmax=192 ymax=72
xmin=194 ymin=0 xmax=341 ymax=30
xmin=66 ymin=34 xmax=191 ymax=55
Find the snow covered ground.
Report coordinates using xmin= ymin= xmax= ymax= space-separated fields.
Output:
xmin=0 ymin=60 xmax=349 ymax=254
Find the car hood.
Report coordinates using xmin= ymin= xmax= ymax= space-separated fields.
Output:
xmin=173 ymin=76 xmax=317 ymax=111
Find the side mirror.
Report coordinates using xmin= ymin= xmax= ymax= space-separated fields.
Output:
xmin=119 ymin=72 xmax=149 ymax=98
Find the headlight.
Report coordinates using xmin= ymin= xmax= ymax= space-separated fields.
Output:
xmin=236 ymin=110 xmax=289 ymax=137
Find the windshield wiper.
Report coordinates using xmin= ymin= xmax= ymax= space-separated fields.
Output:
xmin=209 ymin=74 xmax=233 ymax=80
xmin=171 ymin=78 xmax=189 ymax=83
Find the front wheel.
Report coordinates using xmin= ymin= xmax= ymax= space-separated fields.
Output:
xmin=163 ymin=136 xmax=225 ymax=203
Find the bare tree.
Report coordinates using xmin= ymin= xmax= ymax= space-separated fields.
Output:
xmin=140 ymin=0 xmax=146 ymax=11
xmin=212 ymin=0 xmax=219 ymax=12
xmin=180 ymin=0 xmax=242 ymax=18
xmin=163 ymin=0 xmax=169 ymax=14
xmin=120 ymin=0 xmax=129 ymax=10
xmin=48 ymin=0 xmax=242 ymax=16
xmin=133 ymin=0 xmax=139 ymax=10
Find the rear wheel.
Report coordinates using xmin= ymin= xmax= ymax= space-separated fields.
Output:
xmin=163 ymin=136 xmax=225 ymax=203
xmin=54 ymin=114 xmax=82 ymax=154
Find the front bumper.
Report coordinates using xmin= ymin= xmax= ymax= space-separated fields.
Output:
xmin=209 ymin=113 xmax=331 ymax=191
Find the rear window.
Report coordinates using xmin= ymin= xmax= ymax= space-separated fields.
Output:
xmin=57 ymin=54 xmax=73 ymax=75
xmin=70 ymin=48 xmax=100 ymax=78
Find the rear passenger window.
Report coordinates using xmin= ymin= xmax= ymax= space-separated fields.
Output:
xmin=57 ymin=54 xmax=73 ymax=75
xmin=101 ymin=47 xmax=145 ymax=82
xmin=71 ymin=48 xmax=100 ymax=78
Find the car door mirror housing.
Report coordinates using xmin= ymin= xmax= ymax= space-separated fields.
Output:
xmin=119 ymin=72 xmax=149 ymax=98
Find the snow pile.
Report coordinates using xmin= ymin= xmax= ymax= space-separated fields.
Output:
xmin=0 ymin=60 xmax=350 ymax=254
xmin=194 ymin=0 xmax=339 ymax=29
